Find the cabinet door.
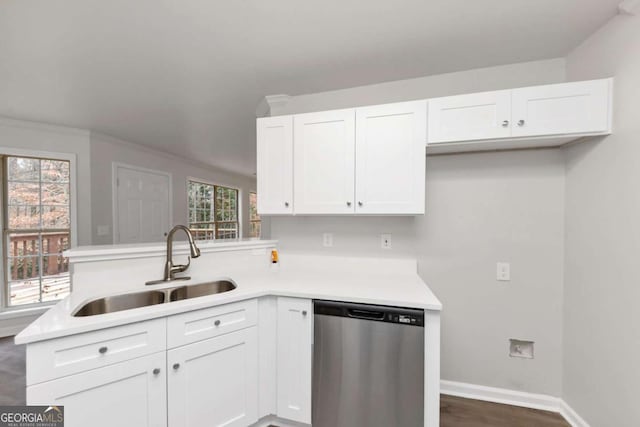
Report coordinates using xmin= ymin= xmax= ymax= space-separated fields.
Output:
xmin=428 ymin=90 xmax=512 ymax=143
xmin=294 ymin=109 xmax=356 ymax=214
xmin=168 ymin=328 xmax=258 ymax=427
xmin=511 ymin=78 xmax=612 ymax=137
xmin=277 ymin=297 xmax=312 ymax=424
xmin=257 ymin=115 xmax=294 ymax=214
xmin=355 ymin=101 xmax=426 ymax=214
xmin=28 ymin=352 xmax=167 ymax=427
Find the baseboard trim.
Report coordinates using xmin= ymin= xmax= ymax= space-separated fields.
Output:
xmin=558 ymin=399 xmax=591 ymax=427
xmin=440 ymin=380 xmax=590 ymax=427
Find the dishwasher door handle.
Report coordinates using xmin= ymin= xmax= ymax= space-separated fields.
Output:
xmin=347 ymin=308 xmax=385 ymax=320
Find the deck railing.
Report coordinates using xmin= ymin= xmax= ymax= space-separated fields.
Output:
xmin=9 ymin=232 xmax=70 ymax=280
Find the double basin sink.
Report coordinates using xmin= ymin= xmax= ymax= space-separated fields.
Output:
xmin=73 ymin=280 xmax=236 ymax=317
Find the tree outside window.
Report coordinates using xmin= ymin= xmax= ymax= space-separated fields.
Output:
xmin=187 ymin=180 xmax=239 ymax=240
xmin=249 ymin=192 xmax=261 ymax=238
xmin=5 ymin=156 xmax=71 ymax=307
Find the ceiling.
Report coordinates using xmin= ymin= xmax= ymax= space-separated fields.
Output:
xmin=0 ymin=0 xmax=620 ymax=176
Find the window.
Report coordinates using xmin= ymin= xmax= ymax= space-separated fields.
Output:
xmin=4 ymin=156 xmax=71 ymax=307
xmin=249 ymin=192 xmax=261 ymax=238
xmin=187 ymin=180 xmax=239 ymax=240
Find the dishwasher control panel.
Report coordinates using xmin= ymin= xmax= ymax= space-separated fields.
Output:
xmin=314 ymin=300 xmax=424 ymax=327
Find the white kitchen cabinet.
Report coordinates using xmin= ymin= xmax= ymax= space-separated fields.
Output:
xmin=511 ymin=79 xmax=612 ymax=138
xmin=276 ymin=297 xmax=313 ymax=424
xmin=167 ymin=327 xmax=259 ymax=427
xmin=293 ymin=109 xmax=356 ymax=214
xmin=428 ymin=90 xmax=512 ymax=143
xmin=256 ymin=115 xmax=294 ymax=214
xmin=427 ymin=78 xmax=613 ymax=152
xmin=355 ymin=100 xmax=427 ymax=214
xmin=28 ymin=352 xmax=167 ymax=427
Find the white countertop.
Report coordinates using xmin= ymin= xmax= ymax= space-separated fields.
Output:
xmin=15 ymin=253 xmax=442 ymax=345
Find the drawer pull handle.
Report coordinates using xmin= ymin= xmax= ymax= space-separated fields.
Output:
xmin=173 ymin=363 xmax=181 ymax=370
xmin=518 ymin=119 xmax=525 ymax=126
xmin=302 ymin=310 xmax=308 ymax=316
xmin=98 ymin=346 xmax=108 ymax=354
xmin=153 ymin=368 xmax=161 ymax=375
xmin=214 ymin=320 xmax=221 ymax=326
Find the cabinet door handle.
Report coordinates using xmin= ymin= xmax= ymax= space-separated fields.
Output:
xmin=98 ymin=346 xmax=108 ymax=354
xmin=358 ymin=201 xmax=363 ymax=207
xmin=214 ymin=320 xmax=221 ymax=326
xmin=517 ymin=119 xmax=525 ymax=126
xmin=284 ymin=201 xmax=290 ymax=207
xmin=501 ymin=120 xmax=509 ymax=127
xmin=153 ymin=368 xmax=161 ymax=375
xmin=173 ymin=363 xmax=181 ymax=370
xmin=302 ymin=310 xmax=308 ymax=316
xmin=346 ymin=201 xmax=352 ymax=207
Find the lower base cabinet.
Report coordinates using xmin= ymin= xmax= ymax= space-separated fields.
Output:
xmin=28 ymin=352 xmax=167 ymax=427
xmin=168 ymin=327 xmax=259 ymax=427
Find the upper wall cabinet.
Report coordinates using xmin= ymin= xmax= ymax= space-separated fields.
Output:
xmin=427 ymin=90 xmax=512 ymax=143
xmin=257 ymin=116 xmax=294 ymax=214
xmin=355 ymin=101 xmax=426 ymax=214
xmin=294 ymin=109 xmax=356 ymax=215
xmin=510 ymin=79 xmax=611 ymax=137
xmin=427 ymin=78 xmax=613 ymax=153
xmin=256 ymin=102 xmax=427 ymax=216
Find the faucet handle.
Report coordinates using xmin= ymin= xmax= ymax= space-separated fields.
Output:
xmin=172 ymin=256 xmax=191 ymax=274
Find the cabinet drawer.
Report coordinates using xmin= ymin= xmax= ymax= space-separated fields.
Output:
xmin=26 ymin=318 xmax=166 ymax=386
xmin=167 ymin=299 xmax=258 ymax=348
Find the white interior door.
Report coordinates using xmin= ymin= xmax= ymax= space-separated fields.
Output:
xmin=114 ymin=164 xmax=171 ymax=244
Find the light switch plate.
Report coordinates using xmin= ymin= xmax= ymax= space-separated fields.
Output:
xmin=323 ymin=233 xmax=333 ymax=247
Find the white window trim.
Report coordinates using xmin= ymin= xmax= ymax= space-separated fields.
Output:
xmin=112 ymin=162 xmax=174 ymax=244
xmin=186 ymin=177 xmax=242 ymax=239
xmin=0 ymin=146 xmax=78 ymax=313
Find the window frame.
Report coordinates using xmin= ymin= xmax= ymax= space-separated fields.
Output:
xmin=186 ymin=177 xmax=241 ymax=240
xmin=0 ymin=147 xmax=78 ymax=313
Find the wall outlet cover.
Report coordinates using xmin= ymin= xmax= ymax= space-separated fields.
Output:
xmin=497 ymin=262 xmax=511 ymax=281
xmin=322 ymin=233 xmax=333 ymax=247
xmin=381 ymin=234 xmax=392 ymax=249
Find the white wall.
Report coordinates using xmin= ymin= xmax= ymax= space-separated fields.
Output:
xmin=563 ymin=13 xmax=640 ymax=427
xmin=268 ymin=58 xmax=567 ymax=396
xmin=90 ymin=133 xmax=257 ymax=245
xmin=0 ymin=118 xmax=92 ymax=245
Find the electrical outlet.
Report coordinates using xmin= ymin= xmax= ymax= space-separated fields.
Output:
xmin=323 ymin=233 xmax=333 ymax=247
xmin=497 ymin=262 xmax=510 ymax=281
xmin=381 ymin=234 xmax=392 ymax=249
xmin=509 ymin=339 xmax=534 ymax=359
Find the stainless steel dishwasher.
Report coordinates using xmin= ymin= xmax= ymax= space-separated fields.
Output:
xmin=313 ymin=300 xmax=424 ymax=427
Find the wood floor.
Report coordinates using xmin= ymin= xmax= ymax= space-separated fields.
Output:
xmin=0 ymin=336 xmax=569 ymax=426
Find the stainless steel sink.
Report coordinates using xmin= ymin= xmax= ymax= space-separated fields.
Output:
xmin=169 ymin=280 xmax=236 ymax=302
xmin=72 ymin=279 xmax=236 ymax=317
xmin=73 ymin=290 xmax=166 ymax=317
